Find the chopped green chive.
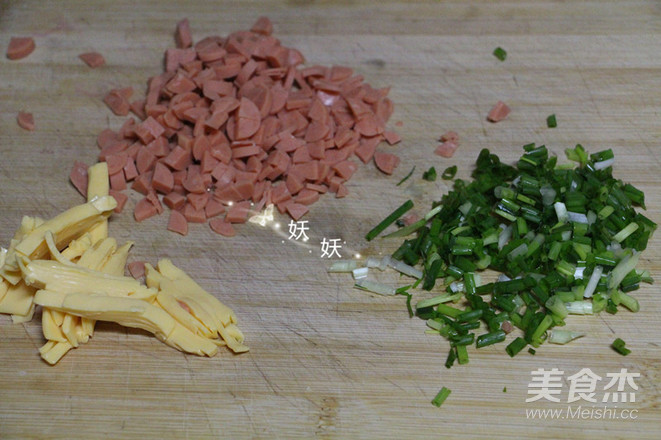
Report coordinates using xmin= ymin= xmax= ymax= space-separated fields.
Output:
xmin=506 ymin=337 xmax=527 ymax=357
xmin=422 ymin=166 xmax=437 ymax=181
xmin=546 ymin=114 xmax=557 ymax=128
xmin=442 ymin=165 xmax=458 ymax=180
xmin=431 ymin=387 xmax=451 ymax=407
xmin=396 ymin=166 xmax=416 ymax=186
xmin=365 ymin=200 xmax=414 ymax=241
xmin=612 ymin=338 xmax=631 ymax=356
xmin=493 ymin=46 xmax=507 ymax=61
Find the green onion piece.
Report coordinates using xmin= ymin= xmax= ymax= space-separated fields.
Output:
xmin=609 ymin=252 xmax=640 ymax=289
xmin=565 ymin=301 xmax=593 ymax=315
xmin=445 ymin=347 xmax=457 ymax=369
xmin=396 ymin=166 xmax=416 ymax=186
xmin=493 ymin=46 xmax=507 ymax=61
xmin=436 ymin=303 xmax=462 ymax=318
xmin=611 ymin=338 xmax=631 ymax=356
xmin=365 ymin=200 xmax=414 ymax=241
xmin=549 ymin=330 xmax=585 ymax=344
xmin=451 ymin=333 xmax=475 ymax=347
xmin=415 ymin=293 xmax=462 ymax=310
xmin=431 ymin=387 xmax=452 ymax=407
xmin=506 ymin=337 xmax=527 ymax=357
xmin=442 ymin=165 xmax=458 ymax=180
xmin=612 ymin=290 xmax=640 ymax=312
xmin=545 ymin=296 xmax=568 ymax=318
xmin=528 ymin=348 xmax=536 ymax=355
xmin=613 ymin=222 xmax=640 ymax=243
xmin=530 ymin=314 xmax=553 ymax=346
xmin=456 ymin=345 xmax=469 ymax=364
xmin=457 ymin=308 xmax=483 ymax=323
xmin=476 ymin=330 xmax=506 ymax=348
xmin=422 ymin=166 xmax=437 ymax=182
xmin=546 ymin=114 xmax=557 ymax=128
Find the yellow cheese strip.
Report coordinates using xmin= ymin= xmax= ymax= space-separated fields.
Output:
xmin=77 ymin=237 xmax=116 ymax=270
xmin=87 ymin=162 xmax=110 ymax=245
xmin=156 ymin=259 xmax=237 ymax=326
xmin=148 ymin=260 xmax=247 ymax=353
xmin=9 ymin=196 xmax=116 ymax=270
xmin=155 ymin=291 xmax=215 ymax=338
xmin=0 ymin=280 xmax=35 ymax=315
xmin=33 ymin=290 xmax=217 ymax=357
xmin=60 ymin=233 xmax=94 ymax=261
xmin=11 ymin=302 xmax=35 ymax=324
xmin=39 ymin=340 xmax=73 ymax=366
xmin=1 ymin=216 xmax=44 ymax=285
xmin=0 ymin=279 xmax=8 ymax=303
xmin=61 ymin=314 xmax=79 ymax=348
xmin=101 ymin=242 xmax=134 ymax=277
xmin=40 ymin=239 xmax=137 ymax=363
xmin=22 ymin=259 xmax=156 ymax=301
xmin=42 ymin=308 xmax=67 ymax=342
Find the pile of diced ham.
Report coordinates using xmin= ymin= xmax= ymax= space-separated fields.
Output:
xmin=72 ymin=17 xmax=401 ymax=237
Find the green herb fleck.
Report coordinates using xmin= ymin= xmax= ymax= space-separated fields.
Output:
xmin=612 ymin=338 xmax=631 ymax=356
xmin=442 ymin=165 xmax=458 ymax=180
xmin=397 ymin=166 xmax=416 ymax=186
xmin=422 ymin=166 xmax=437 ymax=182
xmin=493 ymin=47 xmax=507 ymax=61
xmin=547 ymin=114 xmax=557 ymax=128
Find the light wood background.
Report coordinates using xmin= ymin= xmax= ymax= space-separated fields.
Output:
xmin=1 ymin=1 xmax=660 ymax=438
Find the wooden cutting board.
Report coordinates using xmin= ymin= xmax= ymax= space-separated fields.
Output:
xmin=1 ymin=1 xmax=660 ymax=438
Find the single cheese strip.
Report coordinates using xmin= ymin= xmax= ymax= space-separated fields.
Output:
xmin=61 ymin=313 xmax=80 ymax=347
xmin=87 ymin=162 xmax=110 ymax=244
xmin=0 ymin=280 xmax=35 ymax=315
xmin=42 ymin=308 xmax=68 ymax=342
xmin=7 ymin=196 xmax=116 ymax=274
xmin=39 ymin=340 xmax=74 ymax=365
xmin=22 ymin=259 xmax=156 ymax=301
xmin=11 ymin=302 xmax=35 ymax=323
xmin=60 ymin=233 xmax=94 ymax=261
xmin=33 ymin=290 xmax=218 ymax=357
xmin=101 ymin=241 xmax=134 ymax=276
xmin=1 ymin=216 xmax=45 ymax=285
xmin=77 ymin=237 xmax=117 ymax=270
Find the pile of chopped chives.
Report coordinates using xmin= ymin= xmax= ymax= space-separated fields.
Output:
xmin=365 ymin=144 xmax=655 ymax=368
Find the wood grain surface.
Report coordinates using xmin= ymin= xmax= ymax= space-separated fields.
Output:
xmin=1 ymin=1 xmax=660 ymax=438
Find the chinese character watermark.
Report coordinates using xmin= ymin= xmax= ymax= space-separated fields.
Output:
xmin=320 ymin=238 xmax=342 ymax=258
xmin=525 ymin=368 xmax=639 ymax=404
xmin=288 ymin=220 xmax=309 ymax=241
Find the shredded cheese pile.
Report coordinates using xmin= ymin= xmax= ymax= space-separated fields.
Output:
xmin=0 ymin=163 xmax=247 ymax=365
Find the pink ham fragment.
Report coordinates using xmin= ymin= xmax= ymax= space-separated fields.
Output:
xmin=79 ymin=52 xmax=105 ymax=68
xmin=487 ymin=100 xmax=511 ymax=123
xmin=7 ymin=37 xmax=35 ymax=60
xmin=127 ymin=261 xmax=146 ymax=279
xmin=109 ymin=189 xmax=128 ymax=213
xmin=209 ymin=218 xmax=236 ymax=237
xmin=17 ymin=111 xmax=35 ymax=131
xmin=167 ymin=210 xmax=189 ymax=235
xmin=435 ymin=141 xmax=459 ymax=158
xmin=373 ymin=151 xmax=400 ymax=175
xmin=69 ymin=161 xmax=89 ymax=197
